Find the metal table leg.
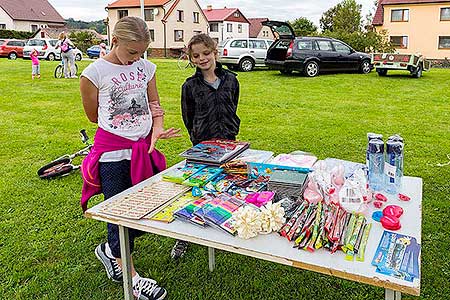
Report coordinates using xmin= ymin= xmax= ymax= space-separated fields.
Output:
xmin=385 ymin=289 xmax=401 ymax=300
xmin=208 ymin=247 xmax=215 ymax=272
xmin=119 ymin=225 xmax=134 ymax=300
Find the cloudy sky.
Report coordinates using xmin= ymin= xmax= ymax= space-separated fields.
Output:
xmin=49 ymin=0 xmax=376 ymax=26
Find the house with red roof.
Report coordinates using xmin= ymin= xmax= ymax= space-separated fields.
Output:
xmin=248 ymin=17 xmax=274 ymax=39
xmin=106 ymin=0 xmax=208 ymax=57
xmin=372 ymin=0 xmax=450 ymax=59
xmin=0 ymin=0 xmax=65 ymax=32
xmin=202 ymin=5 xmax=249 ymax=44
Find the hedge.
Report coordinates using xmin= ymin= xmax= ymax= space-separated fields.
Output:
xmin=0 ymin=29 xmax=35 ymax=40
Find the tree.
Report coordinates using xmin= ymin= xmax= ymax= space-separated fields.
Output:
xmin=69 ymin=31 xmax=100 ymax=53
xmin=289 ymin=17 xmax=318 ymax=36
xmin=320 ymin=0 xmax=362 ymax=32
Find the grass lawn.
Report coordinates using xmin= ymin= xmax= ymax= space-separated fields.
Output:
xmin=0 ymin=58 xmax=449 ymax=300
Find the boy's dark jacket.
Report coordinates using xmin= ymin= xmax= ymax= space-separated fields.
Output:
xmin=181 ymin=62 xmax=240 ymax=145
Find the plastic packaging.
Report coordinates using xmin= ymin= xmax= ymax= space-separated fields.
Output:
xmin=384 ymin=138 xmax=404 ymax=194
xmin=366 ymin=133 xmax=383 ymax=167
xmin=368 ymin=138 xmax=385 ymax=191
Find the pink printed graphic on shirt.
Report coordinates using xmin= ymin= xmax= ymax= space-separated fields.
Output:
xmin=107 ymin=67 xmax=150 ymax=130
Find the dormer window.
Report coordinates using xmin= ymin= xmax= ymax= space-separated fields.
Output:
xmin=234 ymin=12 xmax=240 ymax=18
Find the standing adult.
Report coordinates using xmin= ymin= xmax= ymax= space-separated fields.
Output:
xmin=56 ymin=32 xmax=77 ymax=78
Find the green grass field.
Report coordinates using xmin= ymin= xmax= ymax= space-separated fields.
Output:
xmin=0 ymin=58 xmax=449 ymax=300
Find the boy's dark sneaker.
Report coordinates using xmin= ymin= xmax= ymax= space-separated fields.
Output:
xmin=170 ymin=240 xmax=189 ymax=259
xmin=95 ymin=242 xmax=123 ymax=283
xmin=133 ymin=277 xmax=167 ymax=300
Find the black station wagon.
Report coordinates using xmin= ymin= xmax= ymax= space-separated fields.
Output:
xmin=263 ymin=21 xmax=373 ymax=77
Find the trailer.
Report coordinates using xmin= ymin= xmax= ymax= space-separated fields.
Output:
xmin=371 ymin=53 xmax=431 ymax=78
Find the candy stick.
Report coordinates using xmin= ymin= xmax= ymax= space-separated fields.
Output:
xmin=315 ymin=203 xmax=326 ymax=249
xmin=346 ymin=214 xmax=365 ymax=251
xmin=279 ymin=203 xmax=305 ymax=238
xmin=306 ymin=202 xmax=322 ymax=252
xmin=356 ymin=223 xmax=372 ymax=262
xmin=345 ymin=250 xmax=355 ymax=261
xmin=353 ymin=218 xmax=367 ymax=254
xmin=344 ymin=214 xmax=357 ymax=246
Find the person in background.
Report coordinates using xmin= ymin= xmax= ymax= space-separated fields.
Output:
xmin=30 ymin=48 xmax=40 ymax=79
xmin=99 ymin=42 xmax=107 ymax=58
xmin=80 ymin=16 xmax=180 ymax=300
xmin=56 ymin=32 xmax=77 ymax=78
xmin=172 ymin=33 xmax=241 ymax=259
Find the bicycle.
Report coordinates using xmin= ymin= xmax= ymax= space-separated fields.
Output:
xmin=54 ymin=59 xmax=79 ymax=79
xmin=37 ymin=129 xmax=92 ymax=179
xmin=177 ymin=45 xmax=195 ymax=70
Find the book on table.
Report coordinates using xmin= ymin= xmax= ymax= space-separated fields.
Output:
xmin=179 ymin=139 xmax=250 ymax=166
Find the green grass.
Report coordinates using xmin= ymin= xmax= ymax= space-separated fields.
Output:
xmin=0 ymin=58 xmax=449 ymax=300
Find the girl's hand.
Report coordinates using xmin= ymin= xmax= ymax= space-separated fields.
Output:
xmin=149 ymin=127 xmax=182 ymax=153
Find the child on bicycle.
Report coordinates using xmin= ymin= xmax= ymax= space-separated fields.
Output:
xmin=172 ymin=33 xmax=241 ymax=259
xmin=31 ymin=48 xmax=40 ymax=79
xmin=80 ymin=16 xmax=180 ymax=300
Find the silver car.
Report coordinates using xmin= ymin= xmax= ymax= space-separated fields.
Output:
xmin=218 ymin=38 xmax=273 ymax=72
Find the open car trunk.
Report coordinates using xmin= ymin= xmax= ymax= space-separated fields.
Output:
xmin=262 ymin=20 xmax=295 ymax=62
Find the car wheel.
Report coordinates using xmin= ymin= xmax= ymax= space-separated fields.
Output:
xmin=75 ymin=54 xmax=82 ymax=61
xmin=304 ymin=61 xmax=319 ymax=77
xmin=8 ymin=52 xmax=17 ymax=60
xmin=360 ymin=60 xmax=371 ymax=74
xmin=376 ymin=68 xmax=388 ymax=76
xmin=280 ymin=69 xmax=292 ymax=75
xmin=412 ymin=64 xmax=422 ymax=78
xmin=239 ymin=58 xmax=254 ymax=72
xmin=47 ymin=53 xmax=55 ymax=61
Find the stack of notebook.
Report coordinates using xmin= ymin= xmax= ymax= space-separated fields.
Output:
xmin=179 ymin=139 xmax=250 ymax=166
xmin=268 ymin=170 xmax=309 ymax=199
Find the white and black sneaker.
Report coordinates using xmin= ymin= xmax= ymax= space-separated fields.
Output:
xmin=94 ymin=242 xmax=123 ymax=283
xmin=170 ymin=240 xmax=189 ymax=259
xmin=133 ymin=277 xmax=167 ymax=300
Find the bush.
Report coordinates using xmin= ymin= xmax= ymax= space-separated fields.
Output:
xmin=68 ymin=31 xmax=100 ymax=53
xmin=320 ymin=29 xmax=395 ymax=53
xmin=0 ymin=29 xmax=35 ymax=40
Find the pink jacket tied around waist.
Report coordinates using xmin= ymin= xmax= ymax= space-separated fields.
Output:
xmin=80 ymin=127 xmax=166 ymax=212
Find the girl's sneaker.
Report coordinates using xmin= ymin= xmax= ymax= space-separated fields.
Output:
xmin=94 ymin=242 xmax=123 ymax=283
xmin=133 ymin=277 xmax=167 ymax=300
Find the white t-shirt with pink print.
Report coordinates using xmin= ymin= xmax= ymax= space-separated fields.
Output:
xmin=81 ymin=58 xmax=156 ymax=162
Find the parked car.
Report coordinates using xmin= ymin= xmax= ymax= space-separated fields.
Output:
xmin=86 ymin=45 xmax=110 ymax=59
xmin=263 ymin=21 xmax=373 ymax=77
xmin=218 ymin=38 xmax=274 ymax=72
xmin=0 ymin=39 xmax=26 ymax=59
xmin=23 ymin=38 xmax=83 ymax=61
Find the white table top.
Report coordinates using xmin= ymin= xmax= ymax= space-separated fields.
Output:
xmin=85 ymin=161 xmax=422 ymax=296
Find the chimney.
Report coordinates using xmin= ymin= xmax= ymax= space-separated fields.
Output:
xmin=207 ymin=5 xmax=212 ymax=11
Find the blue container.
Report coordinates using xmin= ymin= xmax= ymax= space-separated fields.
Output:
xmin=384 ymin=140 xmax=404 ymax=194
xmin=368 ymin=139 xmax=385 ymax=191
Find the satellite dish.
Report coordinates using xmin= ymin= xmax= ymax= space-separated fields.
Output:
xmin=153 ymin=8 xmax=159 ymax=16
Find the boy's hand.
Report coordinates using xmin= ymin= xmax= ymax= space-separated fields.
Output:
xmin=149 ymin=127 xmax=182 ymax=153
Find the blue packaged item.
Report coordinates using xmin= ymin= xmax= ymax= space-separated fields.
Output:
xmin=368 ymin=138 xmax=385 ymax=191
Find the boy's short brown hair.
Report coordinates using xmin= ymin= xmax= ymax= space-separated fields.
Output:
xmin=187 ymin=33 xmax=217 ymax=59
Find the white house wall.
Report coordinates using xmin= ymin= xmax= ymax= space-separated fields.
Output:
xmin=0 ymin=7 xmax=13 ymax=29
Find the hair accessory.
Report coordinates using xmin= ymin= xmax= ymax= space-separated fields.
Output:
xmin=398 ymin=193 xmax=411 ymax=201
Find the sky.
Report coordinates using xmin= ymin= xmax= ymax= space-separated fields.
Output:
xmin=48 ymin=0 xmax=376 ymax=26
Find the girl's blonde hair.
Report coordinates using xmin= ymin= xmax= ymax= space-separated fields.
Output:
xmin=187 ymin=33 xmax=217 ymax=59
xmin=112 ymin=16 xmax=150 ymax=45
xmin=58 ymin=32 xmax=66 ymax=40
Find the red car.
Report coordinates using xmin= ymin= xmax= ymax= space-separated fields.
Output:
xmin=0 ymin=39 xmax=26 ymax=59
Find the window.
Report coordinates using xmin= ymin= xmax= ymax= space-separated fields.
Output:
xmin=390 ymin=36 xmax=408 ymax=48
xmin=193 ymin=12 xmax=199 ymax=23
xmin=0 ymin=24 xmax=6 ymax=29
xmin=439 ymin=36 xmax=450 ymax=49
xmin=238 ymin=24 xmax=242 ymax=33
xmin=48 ymin=39 xmax=58 ymax=47
xmin=27 ymin=39 xmax=45 ymax=47
xmin=249 ymin=40 xmax=266 ymax=49
xmin=118 ymin=10 xmax=128 ymax=19
xmin=177 ymin=10 xmax=184 ymax=22
xmin=332 ymin=41 xmax=352 ymax=54
xmin=194 ymin=30 xmax=202 ymax=35
xmin=230 ymin=40 xmax=247 ymax=48
xmin=149 ymin=29 xmax=155 ymax=42
xmin=391 ymin=9 xmax=409 ymax=22
xmin=144 ymin=9 xmax=154 ymax=21
xmin=441 ymin=8 xmax=450 ymax=21
xmin=174 ymin=30 xmax=183 ymax=42
xmin=227 ymin=23 xmax=232 ymax=32
xmin=316 ymin=40 xmax=333 ymax=51
xmin=234 ymin=12 xmax=240 ymax=18
xmin=31 ymin=24 xmax=38 ymax=32
xmin=210 ymin=23 xmax=218 ymax=32
xmin=297 ymin=40 xmax=313 ymax=51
